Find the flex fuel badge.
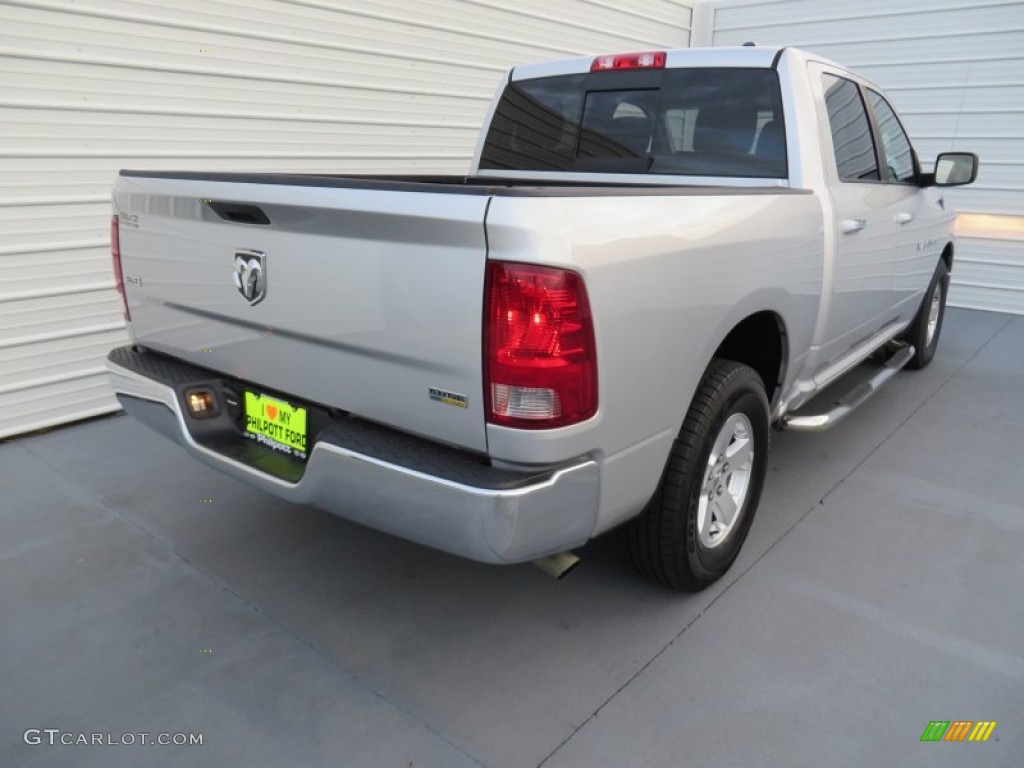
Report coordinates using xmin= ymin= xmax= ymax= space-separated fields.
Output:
xmin=430 ymin=388 xmax=468 ymax=408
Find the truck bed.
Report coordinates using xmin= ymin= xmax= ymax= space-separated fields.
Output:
xmin=114 ymin=170 xmax=812 ymax=456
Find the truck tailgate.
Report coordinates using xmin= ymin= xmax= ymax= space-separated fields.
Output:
xmin=114 ymin=173 xmax=489 ymax=452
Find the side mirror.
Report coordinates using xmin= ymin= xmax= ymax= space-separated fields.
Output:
xmin=932 ymin=152 xmax=978 ymax=186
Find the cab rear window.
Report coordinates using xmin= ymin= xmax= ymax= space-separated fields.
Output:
xmin=480 ymin=68 xmax=787 ymax=178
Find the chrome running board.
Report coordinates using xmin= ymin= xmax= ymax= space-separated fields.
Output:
xmin=781 ymin=344 xmax=915 ymax=432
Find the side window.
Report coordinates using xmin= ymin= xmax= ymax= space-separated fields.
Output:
xmin=822 ymin=74 xmax=879 ymax=182
xmin=866 ymin=90 xmax=916 ymax=183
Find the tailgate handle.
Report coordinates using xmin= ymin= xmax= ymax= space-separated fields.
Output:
xmin=207 ymin=201 xmax=271 ymax=226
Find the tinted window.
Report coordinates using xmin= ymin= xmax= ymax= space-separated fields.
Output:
xmin=822 ymin=75 xmax=879 ymax=182
xmin=867 ymin=90 xmax=916 ymax=183
xmin=479 ymin=68 xmax=787 ymax=178
xmin=479 ymin=74 xmax=585 ymax=172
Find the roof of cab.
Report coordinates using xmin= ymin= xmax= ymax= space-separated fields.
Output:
xmin=511 ymin=46 xmax=786 ymax=82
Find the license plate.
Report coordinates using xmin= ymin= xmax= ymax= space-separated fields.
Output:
xmin=243 ymin=391 xmax=308 ymax=460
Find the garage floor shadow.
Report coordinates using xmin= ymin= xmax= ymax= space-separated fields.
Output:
xmin=1 ymin=308 xmax=1021 ymax=768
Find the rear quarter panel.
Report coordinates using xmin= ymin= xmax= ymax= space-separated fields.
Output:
xmin=485 ymin=191 xmax=824 ymax=531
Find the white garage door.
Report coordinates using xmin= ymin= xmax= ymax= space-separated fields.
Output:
xmin=699 ymin=0 xmax=1024 ymax=315
xmin=0 ymin=0 xmax=695 ymax=439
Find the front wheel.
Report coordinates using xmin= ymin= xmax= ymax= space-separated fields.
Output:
xmin=902 ymin=260 xmax=949 ymax=370
xmin=626 ymin=359 xmax=770 ymax=591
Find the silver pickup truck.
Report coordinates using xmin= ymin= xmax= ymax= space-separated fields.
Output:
xmin=106 ymin=45 xmax=977 ymax=590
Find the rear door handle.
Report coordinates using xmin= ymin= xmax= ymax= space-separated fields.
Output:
xmin=840 ymin=218 xmax=866 ymax=234
xmin=895 ymin=212 xmax=914 ymax=224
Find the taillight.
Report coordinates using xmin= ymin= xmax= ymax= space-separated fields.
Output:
xmin=591 ymin=51 xmax=666 ymax=72
xmin=110 ymin=215 xmax=130 ymax=321
xmin=484 ymin=261 xmax=597 ymax=429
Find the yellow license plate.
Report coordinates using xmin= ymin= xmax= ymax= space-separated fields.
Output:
xmin=244 ymin=391 xmax=308 ymax=458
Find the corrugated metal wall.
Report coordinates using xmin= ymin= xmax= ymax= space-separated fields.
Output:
xmin=698 ymin=0 xmax=1024 ymax=314
xmin=0 ymin=0 xmax=695 ymax=439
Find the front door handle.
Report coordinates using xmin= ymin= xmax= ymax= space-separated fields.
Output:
xmin=840 ymin=218 xmax=867 ymax=234
xmin=895 ymin=212 xmax=914 ymax=225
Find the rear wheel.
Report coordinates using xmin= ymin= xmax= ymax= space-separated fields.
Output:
xmin=902 ymin=260 xmax=949 ymax=370
xmin=627 ymin=359 xmax=770 ymax=591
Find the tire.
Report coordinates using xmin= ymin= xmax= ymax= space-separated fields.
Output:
xmin=902 ymin=260 xmax=949 ymax=370
xmin=626 ymin=359 xmax=770 ymax=591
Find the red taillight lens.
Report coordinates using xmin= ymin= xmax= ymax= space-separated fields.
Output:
xmin=591 ymin=51 xmax=666 ymax=72
xmin=110 ymin=215 xmax=130 ymax=321
xmin=484 ymin=261 xmax=597 ymax=429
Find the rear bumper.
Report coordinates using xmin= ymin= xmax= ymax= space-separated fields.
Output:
xmin=105 ymin=346 xmax=600 ymax=564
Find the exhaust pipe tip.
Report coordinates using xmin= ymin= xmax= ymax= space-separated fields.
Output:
xmin=532 ymin=552 xmax=581 ymax=580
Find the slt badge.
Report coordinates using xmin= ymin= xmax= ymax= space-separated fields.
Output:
xmin=233 ymin=249 xmax=267 ymax=305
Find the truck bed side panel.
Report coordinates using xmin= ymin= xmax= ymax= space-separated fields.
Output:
xmin=484 ymin=191 xmax=824 ymax=531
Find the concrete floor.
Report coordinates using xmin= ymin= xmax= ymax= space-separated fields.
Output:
xmin=1 ymin=308 xmax=1021 ymax=768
